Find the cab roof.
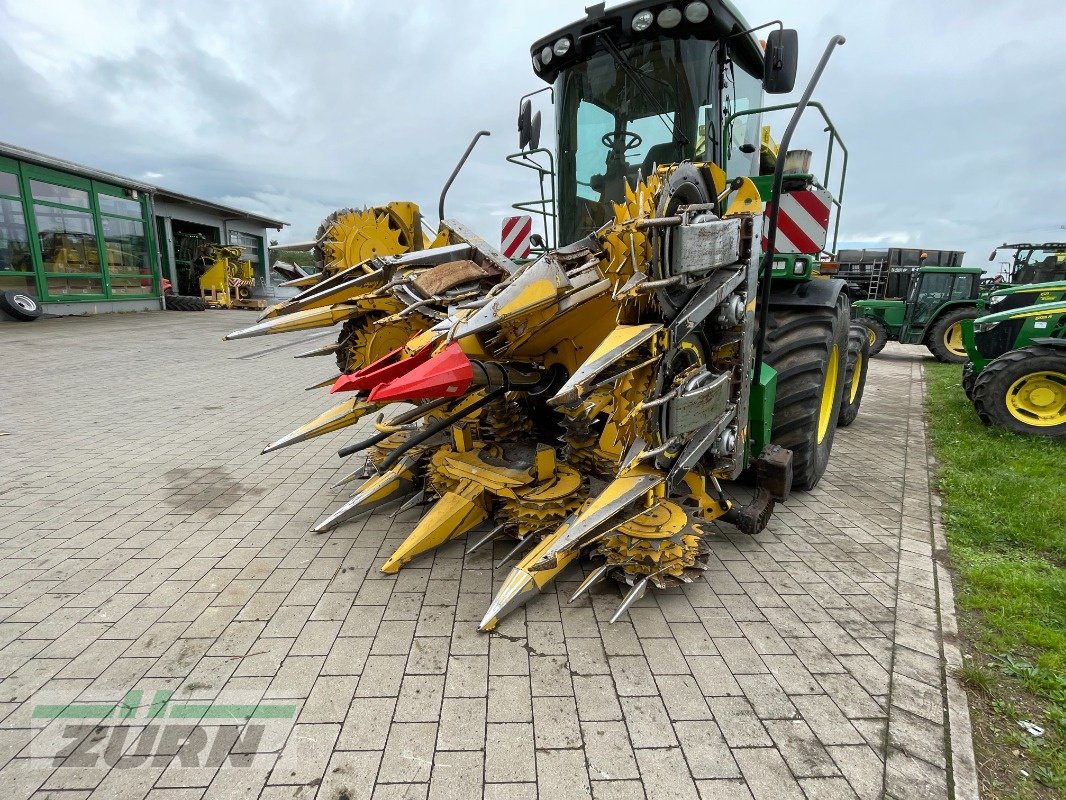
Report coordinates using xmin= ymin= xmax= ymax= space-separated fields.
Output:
xmin=529 ymin=0 xmax=763 ymax=84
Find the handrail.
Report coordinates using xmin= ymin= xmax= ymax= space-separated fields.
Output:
xmin=505 ymin=147 xmax=558 ymax=250
xmin=722 ymin=100 xmax=848 ymax=254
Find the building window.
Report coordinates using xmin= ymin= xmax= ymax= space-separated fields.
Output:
xmin=30 ymin=179 xmax=90 ymax=209
xmin=34 ymin=205 xmax=101 ymax=274
xmin=229 ymin=230 xmax=263 ymax=281
xmin=101 ymin=215 xmax=150 ymax=274
xmin=0 ymin=171 xmax=35 ymax=292
xmin=98 ymin=193 xmax=142 ymax=217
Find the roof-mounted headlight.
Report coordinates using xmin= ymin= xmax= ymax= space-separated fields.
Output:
xmin=684 ymin=2 xmax=710 ymax=23
xmin=540 ymin=45 xmax=553 ymax=65
xmin=553 ymin=37 xmax=571 ymax=57
xmin=632 ymin=9 xmax=654 ymax=31
xmin=532 ymin=53 xmax=542 ymax=71
xmin=657 ymin=7 xmax=682 ymax=28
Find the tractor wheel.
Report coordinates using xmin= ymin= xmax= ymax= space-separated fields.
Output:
xmin=838 ymin=324 xmax=871 ymax=427
xmin=927 ymin=307 xmax=978 ymax=363
xmin=857 ymin=317 xmax=888 ymax=355
xmin=0 ymin=289 xmax=42 ymax=321
xmin=763 ymin=293 xmax=850 ymax=490
xmin=971 ymin=346 xmax=1066 ymax=437
xmin=164 ymin=294 xmax=208 ymax=311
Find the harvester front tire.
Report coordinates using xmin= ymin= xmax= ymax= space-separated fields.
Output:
xmin=971 ymin=346 xmax=1066 ymax=437
xmin=763 ymin=293 xmax=850 ymax=490
xmin=858 ymin=317 xmax=888 ymax=355
xmin=164 ymin=294 xmax=208 ymax=311
xmin=838 ymin=324 xmax=871 ymax=427
xmin=927 ymin=307 xmax=978 ymax=364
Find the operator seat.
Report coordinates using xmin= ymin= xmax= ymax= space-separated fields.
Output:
xmin=641 ymin=142 xmax=685 ymax=178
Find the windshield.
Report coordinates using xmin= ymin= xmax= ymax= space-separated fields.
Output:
xmin=1013 ymin=247 xmax=1066 ymax=284
xmin=556 ymin=36 xmax=722 ymax=245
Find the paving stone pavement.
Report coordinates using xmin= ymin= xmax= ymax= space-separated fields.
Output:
xmin=0 ymin=312 xmax=977 ymax=799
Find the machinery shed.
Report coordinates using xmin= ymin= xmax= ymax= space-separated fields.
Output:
xmin=0 ymin=141 xmax=286 ymax=316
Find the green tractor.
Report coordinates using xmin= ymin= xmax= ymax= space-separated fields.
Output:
xmin=960 ymin=280 xmax=1066 ymax=436
xmin=985 ymin=242 xmax=1066 ymax=288
xmin=852 ymin=266 xmax=984 ymax=363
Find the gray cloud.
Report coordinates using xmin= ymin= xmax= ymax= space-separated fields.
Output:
xmin=2 ymin=0 xmax=1063 ymax=264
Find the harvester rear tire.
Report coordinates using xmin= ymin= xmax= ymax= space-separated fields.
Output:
xmin=858 ymin=317 xmax=888 ymax=355
xmin=164 ymin=294 xmax=208 ymax=311
xmin=927 ymin=307 xmax=978 ymax=364
xmin=763 ymin=293 xmax=850 ymax=490
xmin=838 ymin=324 xmax=871 ymax=427
xmin=971 ymin=345 xmax=1066 ymax=437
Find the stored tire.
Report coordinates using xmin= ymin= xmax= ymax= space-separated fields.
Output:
xmin=164 ymin=294 xmax=208 ymax=311
xmin=838 ymin=324 xmax=870 ymax=427
xmin=0 ymin=289 xmax=42 ymax=321
xmin=971 ymin=346 xmax=1066 ymax=437
xmin=763 ymin=293 xmax=850 ymax=490
xmin=927 ymin=307 xmax=977 ymax=364
xmin=857 ymin=317 xmax=888 ymax=355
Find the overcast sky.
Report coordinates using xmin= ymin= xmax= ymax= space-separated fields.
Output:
xmin=2 ymin=0 xmax=1064 ymax=269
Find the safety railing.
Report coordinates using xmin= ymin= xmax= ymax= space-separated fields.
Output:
xmin=722 ymin=101 xmax=847 ymax=254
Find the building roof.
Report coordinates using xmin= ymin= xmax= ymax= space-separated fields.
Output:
xmin=0 ymin=140 xmax=287 ymax=230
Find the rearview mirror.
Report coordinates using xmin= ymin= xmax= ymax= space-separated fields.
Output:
xmin=763 ymin=29 xmax=798 ymax=94
xmin=518 ymin=99 xmax=533 ymax=150
xmin=988 ymin=249 xmax=996 ymax=262
xmin=530 ymin=111 xmax=542 ymax=150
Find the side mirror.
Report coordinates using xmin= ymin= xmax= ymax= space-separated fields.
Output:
xmin=518 ymin=99 xmax=533 ymax=150
xmin=987 ymin=249 xmax=996 ymax=262
xmin=763 ymin=29 xmax=799 ymax=94
xmin=530 ymin=111 xmax=542 ymax=150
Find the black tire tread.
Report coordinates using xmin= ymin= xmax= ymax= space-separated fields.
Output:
xmin=838 ymin=324 xmax=870 ymax=427
xmin=858 ymin=317 xmax=888 ymax=355
xmin=0 ymin=289 xmax=42 ymax=321
xmin=164 ymin=294 xmax=208 ymax=312
xmin=971 ymin=345 xmax=1066 ymax=436
xmin=927 ymin=306 xmax=978 ymax=364
xmin=763 ymin=294 xmax=850 ymax=490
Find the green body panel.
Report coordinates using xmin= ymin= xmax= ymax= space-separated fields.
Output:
xmin=769 ymin=254 xmax=816 ymax=282
xmin=962 ymin=290 xmax=1066 ymax=374
xmin=751 ymin=173 xmax=815 ymax=200
xmin=749 ymin=363 xmax=778 ymax=455
xmin=853 ymin=299 xmax=906 ymax=331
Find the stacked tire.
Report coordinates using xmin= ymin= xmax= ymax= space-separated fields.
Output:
xmin=164 ymin=294 xmax=208 ymax=311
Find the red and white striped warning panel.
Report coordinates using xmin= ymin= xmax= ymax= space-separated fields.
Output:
xmin=501 ymin=215 xmax=532 ymax=259
xmin=764 ymin=188 xmax=833 ymax=254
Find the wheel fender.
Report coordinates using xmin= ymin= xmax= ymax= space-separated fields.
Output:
xmin=768 ymin=278 xmax=847 ymax=311
xmin=1031 ymin=337 xmax=1066 ymax=349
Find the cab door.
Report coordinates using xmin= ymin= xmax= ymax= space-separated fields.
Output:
xmin=901 ymin=271 xmax=953 ymax=342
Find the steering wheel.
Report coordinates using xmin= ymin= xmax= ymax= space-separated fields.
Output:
xmin=601 ymin=131 xmax=643 ymax=152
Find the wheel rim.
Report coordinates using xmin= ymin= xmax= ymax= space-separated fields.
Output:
xmin=866 ymin=326 xmax=876 ymax=346
xmin=817 ymin=344 xmax=841 ymax=444
xmin=1005 ymin=371 xmax=1066 ymax=427
xmin=943 ymin=321 xmax=966 ymax=357
xmin=13 ymin=294 xmax=36 ymax=311
xmin=849 ymin=353 xmax=863 ymax=404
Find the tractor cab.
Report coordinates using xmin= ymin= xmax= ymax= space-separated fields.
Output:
xmin=900 ymin=267 xmax=982 ymax=340
xmin=988 ymin=242 xmax=1066 ymax=286
xmin=509 ymin=0 xmax=845 ymax=276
